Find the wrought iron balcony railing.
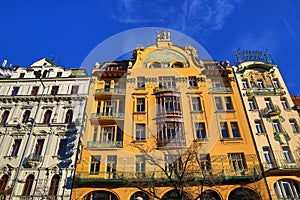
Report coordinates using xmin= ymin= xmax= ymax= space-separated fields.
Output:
xmin=208 ymin=87 xmax=233 ymax=93
xmin=263 ymin=104 xmax=281 ymax=117
xmin=95 ymin=88 xmax=126 ymax=95
xmin=24 ymin=154 xmax=43 ymax=167
xmin=87 ymin=141 xmax=123 ymax=149
xmin=91 ymin=113 xmax=124 ymax=119
xmin=153 ymin=86 xmax=179 ymax=94
xmin=246 ymin=88 xmax=286 ymax=96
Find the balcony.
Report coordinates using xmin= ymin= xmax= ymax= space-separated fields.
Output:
xmin=24 ymin=154 xmax=43 ymax=168
xmin=208 ymin=87 xmax=233 ymax=93
xmin=91 ymin=113 xmax=124 ymax=120
xmin=95 ymin=88 xmax=126 ymax=97
xmin=245 ymin=88 xmax=286 ymax=96
xmin=153 ymin=87 xmax=179 ymax=94
xmin=263 ymin=104 xmax=281 ymax=117
xmin=87 ymin=141 xmax=123 ymax=149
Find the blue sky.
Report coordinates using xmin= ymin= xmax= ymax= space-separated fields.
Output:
xmin=0 ymin=0 xmax=300 ymax=94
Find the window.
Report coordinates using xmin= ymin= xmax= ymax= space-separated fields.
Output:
xmin=257 ymin=80 xmax=264 ymax=88
xmin=224 ymin=97 xmax=233 ymax=110
xmin=104 ymin=81 xmax=110 ymax=91
xmin=231 ymin=122 xmax=240 ymax=138
xmin=90 ymin=156 xmax=100 ymax=174
xmin=48 ymin=175 xmax=60 ymax=196
xmin=211 ymin=77 xmax=222 ymax=88
xmin=159 ymin=76 xmax=176 ymax=88
xmin=0 ymin=175 xmax=9 ymax=192
xmin=242 ymin=79 xmax=249 ymax=89
xmin=281 ymin=98 xmax=289 ymax=109
xmin=137 ymin=77 xmax=145 ymax=88
xmin=191 ymin=97 xmax=201 ymax=111
xmin=107 ymin=156 xmax=117 ymax=177
xmin=99 ymin=126 xmax=115 ymax=142
xmin=43 ymin=110 xmax=52 ymax=124
xmin=136 ymin=124 xmax=146 ymax=141
xmin=93 ymin=127 xmax=98 ymax=142
xmin=263 ymin=147 xmax=274 ymax=169
xmin=274 ymin=180 xmax=300 ymax=199
xmin=136 ymin=98 xmax=145 ymax=112
xmin=282 ymin=146 xmax=294 ymax=163
xmin=22 ymin=110 xmax=31 ymax=123
xmin=215 ymin=97 xmax=223 ymax=111
xmin=56 ymin=72 xmax=62 ymax=77
xmin=195 ymin=123 xmax=206 ymax=139
xmin=65 ymin=110 xmax=73 ymax=123
xmin=136 ymin=155 xmax=146 ymax=176
xmin=11 ymin=139 xmax=22 ymax=156
xmin=165 ymin=155 xmax=183 ymax=173
xmin=199 ymin=154 xmax=211 ymax=171
xmin=228 ymin=153 xmax=247 ymax=172
xmin=102 ymin=101 xmax=116 ymax=116
xmin=42 ymin=70 xmax=48 ymax=78
xmin=11 ymin=87 xmax=19 ymax=96
xmin=289 ymin=119 xmax=300 ymax=133
xmin=34 ymin=139 xmax=44 ymax=158
xmin=188 ymin=76 xmax=197 ymax=87
xmin=156 ymin=96 xmax=181 ymax=114
xmin=57 ymin=139 xmax=67 ymax=158
xmin=71 ymin=85 xmax=79 ymax=94
xmin=220 ymin=122 xmax=229 ymax=138
xmin=273 ymin=79 xmax=281 ymax=88
xmin=248 ymin=99 xmax=257 ymax=110
xmin=51 ymin=86 xmax=59 ymax=95
xmin=255 ymin=120 xmax=265 ymax=134
xmin=22 ymin=175 xmax=34 ymax=196
xmin=31 ymin=86 xmax=39 ymax=96
xmin=157 ymin=122 xmax=184 ymax=146
xmin=272 ymin=120 xmax=282 ymax=132
xmin=1 ymin=110 xmax=9 ymax=124
xmin=265 ymin=98 xmax=273 ymax=109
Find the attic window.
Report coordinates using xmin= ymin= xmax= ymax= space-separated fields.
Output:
xmin=171 ymin=62 xmax=184 ymax=68
xmin=148 ymin=62 xmax=161 ymax=68
xmin=107 ymin=65 xmax=120 ymax=71
xmin=19 ymin=73 xmax=25 ymax=78
xmin=57 ymin=72 xmax=62 ymax=77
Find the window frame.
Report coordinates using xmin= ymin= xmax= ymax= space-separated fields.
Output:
xmin=195 ymin=122 xmax=207 ymax=140
xmin=90 ymin=156 xmax=101 ymax=174
xmin=135 ymin=124 xmax=146 ymax=141
xmin=136 ymin=98 xmax=146 ymax=112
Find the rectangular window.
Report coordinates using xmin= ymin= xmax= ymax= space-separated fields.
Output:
xmin=191 ymin=97 xmax=201 ymax=111
xmin=265 ymin=98 xmax=273 ymax=109
xmin=199 ymin=154 xmax=211 ymax=171
xmin=136 ymin=124 xmax=146 ymax=141
xmin=255 ymin=120 xmax=265 ymax=133
xmin=195 ymin=123 xmax=206 ymax=139
xmin=164 ymin=155 xmax=183 ymax=173
xmin=19 ymin=73 xmax=25 ymax=78
xmin=93 ymin=127 xmax=98 ymax=141
xmin=281 ymin=98 xmax=289 ymax=109
xmin=289 ymin=119 xmax=300 ymax=133
xmin=188 ymin=76 xmax=197 ymax=87
xmin=107 ymin=156 xmax=117 ymax=178
xmin=242 ymin=79 xmax=249 ymax=89
xmin=263 ymin=147 xmax=274 ymax=169
xmin=104 ymin=81 xmax=110 ymax=91
xmin=136 ymin=98 xmax=145 ymax=112
xmin=12 ymin=87 xmax=19 ymax=96
xmin=90 ymin=156 xmax=100 ymax=174
xmin=257 ymin=80 xmax=264 ymax=88
xmin=215 ymin=96 xmax=224 ymax=111
xmin=100 ymin=126 xmax=115 ymax=142
xmin=102 ymin=101 xmax=117 ymax=116
xmin=224 ymin=97 xmax=233 ymax=110
xmin=272 ymin=120 xmax=282 ymax=132
xmin=282 ymin=147 xmax=294 ymax=163
xmin=248 ymin=99 xmax=257 ymax=110
xmin=136 ymin=155 xmax=146 ymax=176
xmin=71 ymin=85 xmax=79 ymax=94
xmin=220 ymin=122 xmax=229 ymax=138
xmin=31 ymin=86 xmax=39 ymax=96
xmin=228 ymin=153 xmax=247 ymax=172
xmin=273 ymin=79 xmax=281 ymax=88
xmin=11 ymin=139 xmax=22 ymax=156
xmin=50 ymin=86 xmax=59 ymax=95
xmin=159 ymin=76 xmax=176 ymax=88
xmin=56 ymin=72 xmax=62 ymax=77
xmin=231 ymin=122 xmax=240 ymax=138
xmin=212 ymin=77 xmax=222 ymax=88
xmin=137 ymin=77 xmax=145 ymax=88
xmin=57 ymin=139 xmax=68 ymax=158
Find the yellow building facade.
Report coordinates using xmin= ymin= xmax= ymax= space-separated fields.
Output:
xmin=72 ymin=32 xmax=268 ymax=200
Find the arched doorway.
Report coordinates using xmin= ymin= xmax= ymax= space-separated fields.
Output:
xmin=83 ymin=190 xmax=119 ymax=200
xmin=228 ymin=187 xmax=260 ymax=200
xmin=198 ymin=190 xmax=221 ymax=200
xmin=274 ymin=179 xmax=300 ymax=199
xmin=162 ymin=189 xmax=192 ymax=200
xmin=130 ymin=191 xmax=150 ymax=200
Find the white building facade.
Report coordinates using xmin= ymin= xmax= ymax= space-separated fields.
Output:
xmin=0 ymin=58 xmax=89 ymax=199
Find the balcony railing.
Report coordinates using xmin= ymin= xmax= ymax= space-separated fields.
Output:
xmin=95 ymin=88 xmax=126 ymax=95
xmin=153 ymin=87 xmax=179 ymax=94
xmin=24 ymin=154 xmax=43 ymax=167
xmin=208 ymin=87 xmax=233 ymax=93
xmin=91 ymin=113 xmax=124 ymax=119
xmin=87 ymin=141 xmax=123 ymax=149
xmin=246 ymin=88 xmax=286 ymax=96
xmin=263 ymin=104 xmax=281 ymax=117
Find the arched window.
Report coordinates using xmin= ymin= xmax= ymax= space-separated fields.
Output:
xmin=274 ymin=179 xmax=300 ymax=199
xmin=48 ymin=175 xmax=60 ymax=196
xmin=130 ymin=191 xmax=150 ymax=200
xmin=0 ymin=175 xmax=9 ymax=192
xmin=83 ymin=190 xmax=118 ymax=200
xmin=198 ymin=190 xmax=221 ymax=200
xmin=162 ymin=190 xmax=192 ymax=200
xmin=228 ymin=187 xmax=261 ymax=200
xmin=22 ymin=110 xmax=31 ymax=123
xmin=43 ymin=110 xmax=52 ymax=124
xmin=22 ymin=175 xmax=34 ymax=196
xmin=65 ymin=110 xmax=73 ymax=123
xmin=1 ymin=110 xmax=9 ymax=124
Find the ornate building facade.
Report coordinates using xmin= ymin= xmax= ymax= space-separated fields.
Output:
xmin=0 ymin=58 xmax=89 ymax=199
xmin=233 ymin=54 xmax=300 ymax=199
xmin=72 ymin=32 xmax=268 ymax=200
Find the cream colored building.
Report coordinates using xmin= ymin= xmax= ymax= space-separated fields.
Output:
xmin=0 ymin=58 xmax=89 ymax=199
xmin=233 ymin=54 xmax=300 ymax=199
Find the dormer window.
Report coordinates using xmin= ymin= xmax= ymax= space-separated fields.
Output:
xmin=171 ymin=62 xmax=184 ymax=68
xmin=57 ymin=72 xmax=62 ymax=77
xmin=148 ymin=62 xmax=161 ymax=68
